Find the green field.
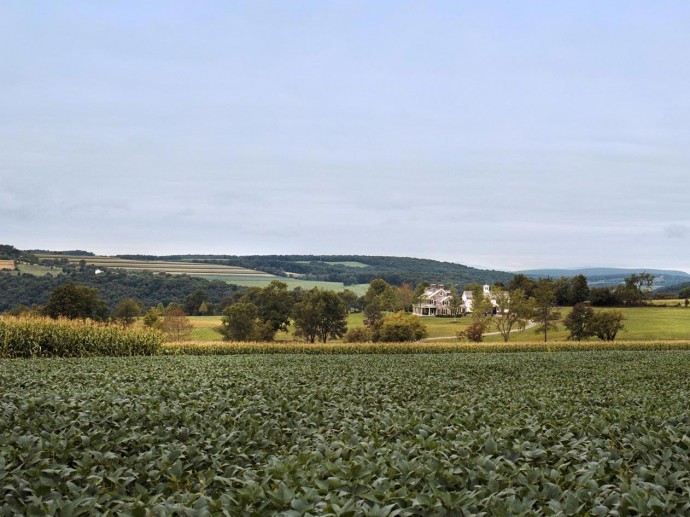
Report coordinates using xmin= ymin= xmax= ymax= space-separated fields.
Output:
xmin=182 ymin=307 xmax=690 ymax=343
xmin=479 ymin=306 xmax=690 ymax=343
xmin=2 ymin=351 xmax=690 ymax=514
xmin=34 ymin=254 xmax=369 ymax=293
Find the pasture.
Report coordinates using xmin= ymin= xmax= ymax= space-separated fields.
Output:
xmin=2 ymin=351 xmax=690 ymax=514
xmin=179 ymin=306 xmax=690 ymax=343
xmin=0 ymin=259 xmax=14 ymax=271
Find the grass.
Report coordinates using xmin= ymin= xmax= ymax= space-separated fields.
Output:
xmin=650 ymin=298 xmax=689 ymax=306
xmin=324 ymin=261 xmax=370 ymax=267
xmin=17 ymin=263 xmax=60 ymax=276
xmin=0 ymin=260 xmax=14 ymax=271
xmin=179 ymin=306 xmax=690 ymax=344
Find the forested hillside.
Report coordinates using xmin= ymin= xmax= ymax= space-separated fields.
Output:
xmin=116 ymin=254 xmax=514 ymax=288
xmin=0 ymin=269 xmax=242 ymax=313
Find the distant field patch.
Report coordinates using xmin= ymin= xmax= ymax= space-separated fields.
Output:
xmin=16 ymin=263 xmax=60 ymax=276
xmin=294 ymin=260 xmax=369 ymax=268
xmin=36 ymin=255 xmax=272 ymax=279
xmin=0 ymin=260 xmax=14 ymax=271
xmin=324 ymin=261 xmax=370 ymax=268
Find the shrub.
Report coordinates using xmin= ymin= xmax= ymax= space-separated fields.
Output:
xmin=373 ymin=311 xmax=428 ymax=342
xmin=458 ymin=321 xmax=486 ymax=342
xmin=344 ymin=326 xmax=373 ymax=342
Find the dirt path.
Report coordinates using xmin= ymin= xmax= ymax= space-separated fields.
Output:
xmin=421 ymin=320 xmax=537 ymax=341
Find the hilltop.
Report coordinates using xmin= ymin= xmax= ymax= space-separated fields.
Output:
xmin=114 ymin=254 xmax=514 ymax=289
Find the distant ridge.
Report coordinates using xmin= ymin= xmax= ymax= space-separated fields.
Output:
xmin=518 ymin=267 xmax=690 ymax=289
xmin=518 ymin=267 xmax=690 ymax=278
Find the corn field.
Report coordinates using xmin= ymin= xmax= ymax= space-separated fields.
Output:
xmin=0 ymin=316 xmax=162 ymax=358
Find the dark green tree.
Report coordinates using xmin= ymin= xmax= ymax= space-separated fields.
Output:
xmin=569 ymin=275 xmax=590 ymax=305
xmin=184 ymin=289 xmax=207 ymax=316
xmin=292 ymin=289 xmax=348 ymax=343
xmin=590 ymin=310 xmax=625 ymax=341
xmin=220 ymin=302 xmax=264 ymax=341
xmin=532 ymin=279 xmax=561 ymax=342
xmin=111 ymin=298 xmax=141 ymax=327
xmin=563 ymin=302 xmax=595 ymax=341
xmin=338 ymin=289 xmax=360 ymax=313
xmin=553 ymin=277 xmax=571 ymax=306
xmin=253 ymin=280 xmax=293 ymax=334
xmin=43 ymin=282 xmax=109 ymax=321
xmin=508 ymin=274 xmax=536 ymax=298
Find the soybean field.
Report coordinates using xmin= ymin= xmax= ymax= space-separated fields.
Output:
xmin=2 ymin=351 xmax=690 ymax=515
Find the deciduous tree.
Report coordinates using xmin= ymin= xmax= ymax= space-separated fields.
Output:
xmin=491 ymin=288 xmax=534 ymax=342
xmin=162 ymin=307 xmax=193 ymax=342
xmin=44 ymin=282 xmax=109 ymax=321
xmin=220 ymin=302 xmax=263 ymax=341
xmin=563 ymin=302 xmax=595 ymax=341
xmin=111 ymin=298 xmax=141 ymax=327
xmin=532 ymin=279 xmax=561 ymax=342
xmin=590 ymin=310 xmax=625 ymax=341
xmin=292 ymin=289 xmax=348 ymax=343
xmin=373 ymin=311 xmax=428 ymax=342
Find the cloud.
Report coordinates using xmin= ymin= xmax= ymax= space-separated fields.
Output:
xmin=664 ymin=224 xmax=689 ymax=239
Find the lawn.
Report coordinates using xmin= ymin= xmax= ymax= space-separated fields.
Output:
xmin=182 ymin=306 xmax=690 ymax=343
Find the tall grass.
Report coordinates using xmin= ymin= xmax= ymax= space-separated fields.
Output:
xmin=0 ymin=316 xmax=162 ymax=358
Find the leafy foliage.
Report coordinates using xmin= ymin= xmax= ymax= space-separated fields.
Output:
xmin=372 ymin=311 xmax=428 ymax=342
xmin=2 ymin=352 xmax=690 ymax=514
xmin=0 ymin=269 xmax=242 ymax=314
xmin=292 ymin=288 xmax=348 ymax=343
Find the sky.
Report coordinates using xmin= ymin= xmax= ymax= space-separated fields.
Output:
xmin=2 ymin=1 xmax=689 ymax=272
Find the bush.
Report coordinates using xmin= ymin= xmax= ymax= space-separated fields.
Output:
xmin=0 ymin=316 xmax=162 ymax=358
xmin=373 ymin=311 xmax=428 ymax=342
xmin=457 ymin=321 xmax=486 ymax=342
xmin=344 ymin=327 xmax=373 ymax=342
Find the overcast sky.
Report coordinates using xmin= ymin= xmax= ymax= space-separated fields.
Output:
xmin=2 ymin=1 xmax=689 ymax=271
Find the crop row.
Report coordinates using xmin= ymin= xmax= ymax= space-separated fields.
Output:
xmin=163 ymin=340 xmax=690 ymax=355
xmin=1 ymin=352 xmax=689 ymax=514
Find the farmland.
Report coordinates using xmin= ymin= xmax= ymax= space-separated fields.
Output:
xmin=0 ymin=259 xmax=15 ymax=271
xmin=2 ymin=351 xmax=690 ymax=514
xmin=34 ymin=254 xmax=365 ymax=292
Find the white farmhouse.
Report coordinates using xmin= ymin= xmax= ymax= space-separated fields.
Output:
xmin=412 ymin=284 xmax=455 ymax=317
xmin=462 ymin=284 xmax=498 ymax=314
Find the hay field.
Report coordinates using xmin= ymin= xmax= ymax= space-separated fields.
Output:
xmin=0 ymin=260 xmax=15 ymax=271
